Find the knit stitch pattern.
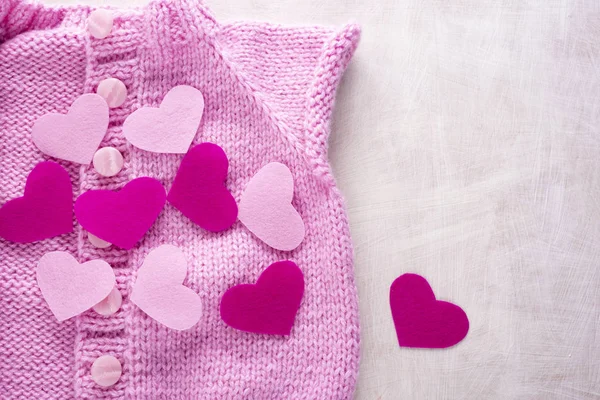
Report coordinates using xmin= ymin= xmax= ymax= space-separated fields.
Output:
xmin=0 ymin=0 xmax=360 ymax=398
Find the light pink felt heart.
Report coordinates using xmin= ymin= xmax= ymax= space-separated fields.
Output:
xmin=390 ymin=273 xmax=469 ymax=349
xmin=238 ymin=163 xmax=305 ymax=251
xmin=220 ymin=260 xmax=304 ymax=336
xmin=36 ymin=251 xmax=116 ymax=321
xmin=130 ymin=245 xmax=203 ymax=331
xmin=123 ymin=85 xmax=204 ymax=154
xmin=32 ymin=94 xmax=109 ymax=164
xmin=0 ymin=161 xmax=73 ymax=243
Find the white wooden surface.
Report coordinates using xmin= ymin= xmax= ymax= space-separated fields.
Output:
xmin=43 ymin=0 xmax=600 ymax=398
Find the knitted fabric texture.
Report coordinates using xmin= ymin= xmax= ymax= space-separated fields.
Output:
xmin=0 ymin=0 xmax=360 ymax=398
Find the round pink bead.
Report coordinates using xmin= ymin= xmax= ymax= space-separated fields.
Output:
xmin=88 ymin=232 xmax=112 ymax=249
xmin=88 ymin=9 xmax=114 ymax=40
xmin=97 ymin=78 xmax=127 ymax=108
xmin=93 ymin=287 xmax=122 ymax=316
xmin=93 ymin=147 xmax=124 ymax=177
xmin=91 ymin=355 xmax=122 ymax=387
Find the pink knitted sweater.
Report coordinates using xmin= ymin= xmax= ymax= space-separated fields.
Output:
xmin=0 ymin=0 xmax=360 ymax=398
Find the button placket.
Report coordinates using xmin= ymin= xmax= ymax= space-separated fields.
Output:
xmin=75 ymin=10 xmax=144 ymax=397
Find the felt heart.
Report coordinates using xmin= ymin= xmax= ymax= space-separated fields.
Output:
xmin=123 ymin=85 xmax=204 ymax=154
xmin=390 ymin=273 xmax=469 ymax=349
xmin=130 ymin=245 xmax=203 ymax=331
xmin=0 ymin=161 xmax=73 ymax=243
xmin=167 ymin=143 xmax=238 ymax=232
xmin=238 ymin=163 xmax=305 ymax=251
xmin=220 ymin=260 xmax=304 ymax=336
xmin=32 ymin=94 xmax=109 ymax=164
xmin=36 ymin=251 xmax=116 ymax=321
xmin=74 ymin=177 xmax=166 ymax=250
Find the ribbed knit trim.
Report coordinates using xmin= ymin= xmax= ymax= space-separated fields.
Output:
xmin=304 ymin=24 xmax=361 ymax=188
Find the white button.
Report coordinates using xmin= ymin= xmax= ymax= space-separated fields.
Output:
xmin=88 ymin=9 xmax=114 ymax=40
xmin=91 ymin=355 xmax=122 ymax=387
xmin=88 ymin=232 xmax=112 ymax=249
xmin=93 ymin=287 xmax=122 ymax=316
xmin=97 ymin=78 xmax=127 ymax=108
xmin=93 ymin=147 xmax=124 ymax=177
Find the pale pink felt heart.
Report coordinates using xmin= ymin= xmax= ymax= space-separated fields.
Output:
xmin=74 ymin=177 xmax=166 ymax=250
xmin=36 ymin=251 xmax=116 ymax=321
xmin=220 ymin=260 xmax=304 ymax=336
xmin=130 ymin=245 xmax=203 ymax=331
xmin=123 ymin=85 xmax=204 ymax=154
xmin=167 ymin=143 xmax=238 ymax=232
xmin=0 ymin=161 xmax=73 ymax=243
xmin=31 ymin=94 xmax=109 ymax=164
xmin=238 ymin=163 xmax=305 ymax=251
xmin=390 ymin=273 xmax=469 ymax=349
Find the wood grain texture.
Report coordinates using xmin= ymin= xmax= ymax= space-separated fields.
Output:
xmin=43 ymin=0 xmax=600 ymax=398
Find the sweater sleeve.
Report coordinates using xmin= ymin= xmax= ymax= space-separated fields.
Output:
xmin=0 ymin=0 xmax=66 ymax=44
xmin=215 ymin=22 xmax=361 ymax=184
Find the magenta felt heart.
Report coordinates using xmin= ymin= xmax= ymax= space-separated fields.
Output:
xmin=167 ymin=143 xmax=238 ymax=232
xmin=220 ymin=261 xmax=304 ymax=336
xmin=131 ymin=245 xmax=203 ymax=331
xmin=123 ymin=85 xmax=204 ymax=154
xmin=390 ymin=273 xmax=469 ymax=349
xmin=37 ymin=251 xmax=115 ymax=321
xmin=32 ymin=94 xmax=109 ymax=164
xmin=75 ymin=177 xmax=166 ymax=250
xmin=0 ymin=161 xmax=73 ymax=243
